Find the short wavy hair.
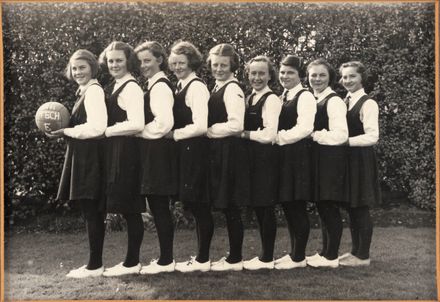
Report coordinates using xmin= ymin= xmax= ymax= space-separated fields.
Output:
xmin=134 ymin=40 xmax=168 ymax=71
xmin=98 ymin=41 xmax=140 ymax=74
xmin=339 ymin=61 xmax=368 ymax=86
xmin=245 ymin=55 xmax=278 ymax=86
xmin=65 ymin=49 xmax=100 ymax=81
xmin=206 ymin=43 xmax=240 ymax=73
xmin=280 ymin=55 xmax=306 ymax=78
xmin=306 ymin=58 xmax=337 ymax=88
xmin=169 ymin=40 xmax=203 ymax=71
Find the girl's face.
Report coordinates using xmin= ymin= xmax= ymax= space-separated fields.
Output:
xmin=107 ymin=50 xmax=129 ymax=79
xmin=248 ymin=61 xmax=271 ymax=92
xmin=211 ymin=55 xmax=233 ymax=82
xmin=169 ymin=53 xmax=192 ymax=80
xmin=279 ymin=65 xmax=301 ymax=90
xmin=308 ymin=64 xmax=330 ymax=94
xmin=71 ymin=59 xmax=92 ymax=86
xmin=341 ymin=66 xmax=363 ymax=93
xmin=137 ymin=50 xmax=162 ymax=79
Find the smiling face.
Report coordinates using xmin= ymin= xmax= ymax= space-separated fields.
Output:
xmin=341 ymin=66 xmax=363 ymax=93
xmin=279 ymin=65 xmax=301 ymax=90
xmin=210 ymin=55 xmax=233 ymax=82
xmin=71 ymin=59 xmax=92 ymax=86
xmin=169 ymin=53 xmax=192 ymax=80
xmin=248 ymin=61 xmax=270 ymax=92
xmin=308 ymin=64 xmax=331 ymax=94
xmin=107 ymin=50 xmax=128 ymax=79
xmin=137 ymin=49 xmax=161 ymax=79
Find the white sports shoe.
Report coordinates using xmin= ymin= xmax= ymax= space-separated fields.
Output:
xmin=66 ymin=265 xmax=104 ymax=278
xmin=307 ymin=256 xmax=339 ymax=268
xmin=243 ymin=257 xmax=274 ymax=270
xmin=210 ymin=257 xmax=243 ymax=271
xmin=140 ymin=259 xmax=175 ymax=274
xmin=274 ymin=255 xmax=306 ymax=270
xmin=339 ymin=255 xmax=370 ymax=267
xmin=305 ymin=253 xmax=322 ymax=262
xmin=103 ymin=262 xmax=141 ymax=277
xmin=175 ymin=256 xmax=210 ymax=273
xmin=338 ymin=252 xmax=353 ymax=260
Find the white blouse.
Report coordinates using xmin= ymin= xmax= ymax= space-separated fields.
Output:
xmin=64 ymin=79 xmax=107 ymax=139
xmin=137 ymin=71 xmax=174 ymax=139
xmin=276 ymin=83 xmax=316 ymax=146
xmin=312 ymin=86 xmax=348 ymax=146
xmin=347 ymin=88 xmax=379 ymax=147
xmin=105 ymin=73 xmax=145 ymax=137
xmin=207 ymin=75 xmax=245 ymax=138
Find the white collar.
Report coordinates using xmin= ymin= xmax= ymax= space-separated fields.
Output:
xmin=252 ymin=86 xmax=272 ymax=99
xmin=215 ymin=75 xmax=236 ymax=89
xmin=178 ymin=72 xmax=198 ymax=89
xmin=77 ymin=79 xmax=99 ymax=96
xmin=148 ymin=71 xmax=167 ymax=89
xmin=115 ymin=73 xmax=135 ymax=85
xmin=285 ymin=83 xmax=304 ymax=99
xmin=315 ymin=86 xmax=334 ymax=102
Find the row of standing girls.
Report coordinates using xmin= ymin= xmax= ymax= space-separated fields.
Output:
xmin=53 ymin=40 xmax=381 ymax=279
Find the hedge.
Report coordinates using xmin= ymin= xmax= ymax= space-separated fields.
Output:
xmin=2 ymin=2 xmax=436 ymax=223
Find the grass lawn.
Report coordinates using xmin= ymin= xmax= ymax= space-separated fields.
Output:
xmin=4 ymin=226 xmax=436 ymax=300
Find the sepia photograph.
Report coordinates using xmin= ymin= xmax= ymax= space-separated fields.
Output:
xmin=2 ymin=1 xmax=437 ymax=300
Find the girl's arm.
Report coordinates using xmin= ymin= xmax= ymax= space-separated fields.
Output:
xmin=207 ymin=82 xmax=245 ymax=138
xmin=173 ymin=81 xmax=209 ymax=141
xmin=105 ymin=82 xmax=145 ymax=137
xmin=138 ymin=82 xmax=174 ymax=139
xmin=64 ymin=85 xmax=107 ymax=139
xmin=349 ymin=99 xmax=379 ymax=146
xmin=312 ymin=96 xmax=348 ymax=145
xmin=277 ymin=90 xmax=316 ymax=145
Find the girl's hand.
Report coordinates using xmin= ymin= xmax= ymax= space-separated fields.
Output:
xmin=241 ymin=131 xmax=251 ymax=140
xmin=206 ymin=127 xmax=214 ymax=138
xmin=47 ymin=128 xmax=65 ymax=138
xmin=164 ymin=131 xmax=174 ymax=140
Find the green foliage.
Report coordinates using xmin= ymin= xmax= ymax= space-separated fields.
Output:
xmin=3 ymin=2 xmax=436 ymax=223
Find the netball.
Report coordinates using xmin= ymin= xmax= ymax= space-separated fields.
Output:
xmin=35 ymin=102 xmax=70 ymax=133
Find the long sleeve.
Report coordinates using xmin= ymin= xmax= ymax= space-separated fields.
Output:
xmin=105 ymin=81 xmax=145 ymax=137
xmin=277 ymin=91 xmax=316 ymax=145
xmin=138 ymin=82 xmax=174 ymax=139
xmin=249 ymin=94 xmax=282 ymax=144
xmin=173 ymin=81 xmax=209 ymax=141
xmin=64 ymin=85 xmax=107 ymax=139
xmin=207 ymin=82 xmax=245 ymax=138
xmin=313 ymin=96 xmax=348 ymax=145
xmin=349 ymin=99 xmax=379 ymax=146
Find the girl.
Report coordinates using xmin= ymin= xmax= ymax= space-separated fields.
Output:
xmin=54 ymin=49 xmax=107 ymax=278
xmin=98 ymin=41 xmax=145 ymax=276
xmin=206 ymin=43 xmax=249 ymax=271
xmin=306 ymin=58 xmax=349 ymax=268
xmin=134 ymin=41 xmax=178 ymax=274
xmin=168 ymin=41 xmax=212 ymax=273
xmin=275 ymin=55 xmax=316 ymax=269
xmin=241 ymin=55 xmax=282 ymax=270
xmin=339 ymin=61 xmax=381 ymax=266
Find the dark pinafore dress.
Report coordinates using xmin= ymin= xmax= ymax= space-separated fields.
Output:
xmin=278 ymin=89 xmax=313 ymax=203
xmin=103 ymin=80 xmax=145 ymax=213
xmin=347 ymin=95 xmax=382 ymax=208
xmin=208 ymin=81 xmax=250 ymax=209
xmin=57 ymin=83 xmax=104 ymax=205
xmin=244 ymin=92 xmax=279 ymax=206
xmin=173 ymin=78 xmax=209 ymax=204
xmin=139 ymin=78 xmax=178 ymax=196
xmin=312 ymin=93 xmax=349 ymax=204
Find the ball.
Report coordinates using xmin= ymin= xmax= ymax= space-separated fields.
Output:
xmin=35 ymin=102 xmax=70 ymax=133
